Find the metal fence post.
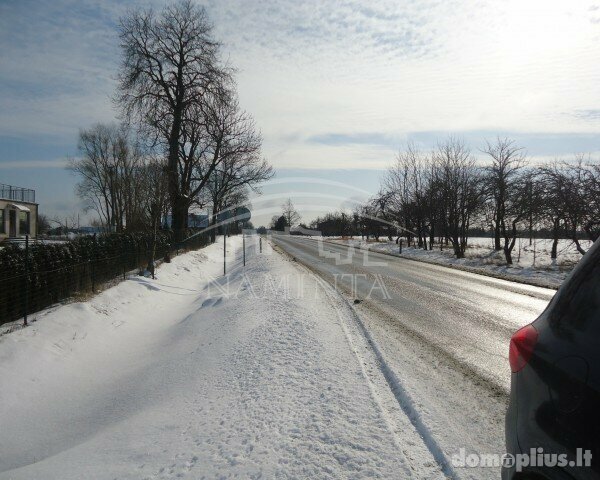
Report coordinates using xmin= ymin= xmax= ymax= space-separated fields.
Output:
xmin=243 ymin=230 xmax=246 ymax=266
xmin=23 ymin=235 xmax=29 ymax=326
xmin=91 ymin=233 xmax=97 ymax=292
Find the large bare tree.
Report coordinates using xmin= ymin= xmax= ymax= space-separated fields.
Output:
xmin=117 ymin=0 xmax=228 ymax=240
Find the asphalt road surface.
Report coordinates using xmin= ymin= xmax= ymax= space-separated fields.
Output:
xmin=272 ymin=234 xmax=557 ymax=479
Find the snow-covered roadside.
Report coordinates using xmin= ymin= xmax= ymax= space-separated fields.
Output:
xmin=323 ymin=236 xmax=592 ymax=289
xmin=0 ymin=235 xmax=443 ymax=479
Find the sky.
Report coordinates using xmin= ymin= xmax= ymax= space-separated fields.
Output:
xmin=1 ymin=0 xmax=600 ymax=227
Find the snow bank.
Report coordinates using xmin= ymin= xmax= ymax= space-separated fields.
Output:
xmin=325 ymin=236 xmax=592 ymax=289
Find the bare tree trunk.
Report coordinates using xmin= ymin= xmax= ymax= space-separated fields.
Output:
xmin=210 ymin=205 xmax=218 ymax=243
xmin=551 ymin=218 xmax=560 ymax=260
xmin=494 ymin=221 xmax=501 ymax=250
xmin=429 ymin=222 xmax=435 ymax=251
xmin=503 ymin=221 xmax=519 ymax=265
xmin=453 ymin=238 xmax=464 ymax=258
xmin=171 ymin=197 xmax=187 ymax=242
xmin=168 ymin=105 xmax=186 ymax=241
xmin=504 ymin=245 xmax=513 ymax=265
xmin=572 ymin=236 xmax=586 ymax=255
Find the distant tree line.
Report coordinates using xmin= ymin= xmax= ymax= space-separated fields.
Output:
xmin=69 ymin=1 xmax=273 ymax=239
xmin=312 ymin=137 xmax=600 ymax=265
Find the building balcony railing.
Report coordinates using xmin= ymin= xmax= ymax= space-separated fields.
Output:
xmin=0 ymin=184 xmax=36 ymax=203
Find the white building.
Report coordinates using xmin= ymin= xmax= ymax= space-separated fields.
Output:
xmin=0 ymin=184 xmax=38 ymax=241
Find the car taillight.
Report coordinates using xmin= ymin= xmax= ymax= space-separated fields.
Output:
xmin=509 ymin=324 xmax=538 ymax=373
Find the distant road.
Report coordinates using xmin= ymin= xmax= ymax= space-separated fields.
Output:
xmin=273 ymin=235 xmax=553 ymax=391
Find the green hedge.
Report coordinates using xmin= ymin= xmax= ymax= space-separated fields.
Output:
xmin=0 ymin=230 xmax=207 ymax=326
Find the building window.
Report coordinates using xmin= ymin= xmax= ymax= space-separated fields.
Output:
xmin=0 ymin=209 xmax=4 ymax=234
xmin=19 ymin=211 xmax=30 ymax=235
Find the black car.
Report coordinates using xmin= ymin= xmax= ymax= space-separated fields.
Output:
xmin=504 ymin=238 xmax=600 ymax=480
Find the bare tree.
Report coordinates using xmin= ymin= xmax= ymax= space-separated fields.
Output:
xmin=382 ymin=143 xmax=433 ymax=248
xmin=186 ymin=93 xmax=267 ymax=240
xmin=206 ymin=140 xmax=273 ymax=241
xmin=70 ymin=123 xmax=142 ymax=232
xmin=433 ymin=137 xmax=484 ymax=259
xmin=70 ymin=123 xmax=172 ymax=232
xmin=117 ymin=0 xmax=228 ymax=240
xmin=540 ymin=156 xmax=600 ymax=255
xmin=498 ymin=172 xmax=530 ymax=264
xmin=137 ymin=157 xmax=170 ymax=230
xmin=37 ymin=214 xmax=51 ymax=235
xmin=50 ymin=213 xmax=81 ymax=235
xmin=281 ymin=199 xmax=301 ymax=227
xmin=482 ymin=137 xmax=527 ymax=251
xmin=538 ymin=162 xmax=571 ymax=259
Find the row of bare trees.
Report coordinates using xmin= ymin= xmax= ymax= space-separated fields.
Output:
xmin=69 ymin=124 xmax=168 ymax=232
xmin=352 ymin=137 xmax=599 ymax=264
xmin=70 ymin=1 xmax=273 ymax=238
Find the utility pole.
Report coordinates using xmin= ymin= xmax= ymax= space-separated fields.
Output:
xmin=223 ymin=224 xmax=227 ymax=276
xmin=243 ymin=228 xmax=246 ymax=266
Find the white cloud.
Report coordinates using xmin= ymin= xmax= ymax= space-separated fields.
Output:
xmin=2 ymin=0 xmax=600 ymax=175
xmin=206 ymin=0 xmax=600 ymax=169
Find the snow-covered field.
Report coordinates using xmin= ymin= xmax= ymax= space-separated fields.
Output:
xmin=0 ymin=235 xmax=449 ymax=479
xmin=324 ymin=236 xmax=592 ymax=288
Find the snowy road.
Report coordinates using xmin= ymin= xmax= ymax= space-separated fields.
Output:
xmin=272 ymin=235 xmax=558 ymax=479
xmin=0 ymin=236 xmax=449 ymax=479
